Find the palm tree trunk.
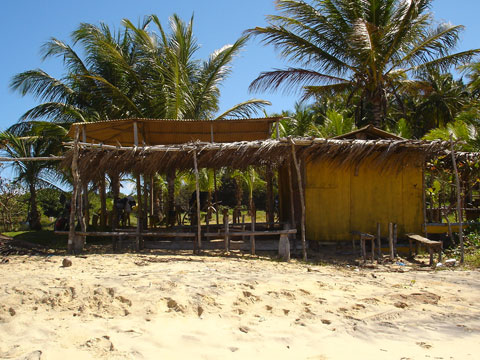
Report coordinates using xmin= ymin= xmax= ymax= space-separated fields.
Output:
xmin=28 ymin=183 xmax=41 ymax=230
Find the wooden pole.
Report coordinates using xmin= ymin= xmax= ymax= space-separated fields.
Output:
xmin=150 ymin=175 xmax=154 ymax=221
xmin=193 ymin=150 xmax=202 ymax=252
xmin=81 ymin=126 xmax=89 ymax=228
xmin=275 ymin=120 xmax=280 ymax=139
xmin=291 ymin=141 xmax=307 ymax=261
xmin=250 ymin=215 xmax=256 ymax=255
xmin=376 ymin=222 xmax=382 ymax=260
xmin=393 ymin=223 xmax=398 ymax=258
xmin=450 ymin=136 xmax=464 ymax=264
xmin=68 ymin=127 xmax=80 ymax=254
xmin=213 ymin=169 xmax=219 ymax=225
xmin=224 ymin=213 xmax=230 ymax=252
xmin=287 ymin=161 xmax=296 ymax=252
xmin=422 ymin=161 xmax=428 ymax=238
xmin=388 ymin=222 xmax=394 ymax=260
xmin=134 ymin=121 xmax=142 ymax=250
xmin=143 ymin=175 xmax=148 ymax=228
xmin=266 ymin=165 xmax=274 ymax=228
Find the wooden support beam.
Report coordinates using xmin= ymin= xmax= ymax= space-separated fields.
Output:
xmin=250 ymin=215 xmax=256 ymax=255
xmin=388 ymin=222 xmax=394 ymax=260
xmin=136 ymin=174 xmax=142 ymax=251
xmin=193 ymin=150 xmax=202 ymax=252
xmin=450 ymin=137 xmax=464 ymax=264
xmin=291 ymin=141 xmax=307 ymax=261
xmin=393 ymin=223 xmax=398 ymax=258
xmin=68 ymin=127 xmax=80 ymax=254
xmin=287 ymin=161 xmax=296 ymax=251
xmin=377 ymin=223 xmax=382 ymax=260
xmin=224 ymin=213 xmax=230 ymax=252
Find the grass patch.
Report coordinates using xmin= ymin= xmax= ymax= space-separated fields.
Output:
xmin=464 ymin=250 xmax=480 ymax=268
xmin=4 ymin=230 xmax=67 ymax=250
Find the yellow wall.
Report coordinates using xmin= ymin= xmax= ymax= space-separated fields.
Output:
xmin=305 ymin=156 xmax=424 ymax=241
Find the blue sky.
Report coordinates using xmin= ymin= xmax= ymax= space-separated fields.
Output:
xmin=1 ymin=0 xmax=478 ymax=131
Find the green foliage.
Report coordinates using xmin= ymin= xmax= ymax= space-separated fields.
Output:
xmin=317 ymin=109 xmax=355 ymax=138
xmin=248 ymin=0 xmax=479 ymax=127
xmin=11 ymin=15 xmax=270 ymax=124
xmin=37 ymin=188 xmax=65 ymax=218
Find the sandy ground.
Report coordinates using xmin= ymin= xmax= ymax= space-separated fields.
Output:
xmin=0 ymin=252 xmax=479 ymax=360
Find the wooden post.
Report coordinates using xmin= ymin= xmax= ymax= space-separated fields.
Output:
xmin=376 ymin=223 xmax=382 ymax=260
xmin=250 ymin=215 xmax=256 ymax=255
xmin=213 ymin=169 xmax=219 ymax=225
xmin=422 ymin=162 xmax=428 ymax=238
xmin=361 ymin=235 xmax=366 ymax=263
xmin=135 ymin=175 xmax=142 ymax=250
xmin=287 ymin=161 xmax=296 ymax=252
xmin=393 ymin=223 xmax=398 ymax=258
xmin=81 ymin=125 xmax=89 ymax=228
xmin=133 ymin=121 xmax=142 ymax=250
xmin=68 ymin=127 xmax=80 ymax=254
xmin=275 ymin=120 xmax=280 ymax=139
xmin=291 ymin=140 xmax=307 ymax=261
xmin=193 ymin=150 xmax=202 ymax=252
xmin=450 ymin=136 xmax=464 ymax=264
xmin=224 ymin=213 xmax=230 ymax=252
xmin=388 ymin=222 xmax=394 ymax=260
xmin=150 ymin=175 xmax=154 ymax=225
xmin=266 ymin=165 xmax=274 ymax=228
xmin=143 ymin=175 xmax=149 ymax=229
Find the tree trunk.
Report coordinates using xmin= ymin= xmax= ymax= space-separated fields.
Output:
xmin=28 ymin=183 xmax=41 ymax=230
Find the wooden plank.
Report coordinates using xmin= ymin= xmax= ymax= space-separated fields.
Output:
xmin=55 ymin=231 xmax=196 ymax=237
xmin=204 ymin=229 xmax=297 ymax=237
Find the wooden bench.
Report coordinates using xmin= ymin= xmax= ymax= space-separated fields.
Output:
xmin=405 ymin=233 xmax=442 ymax=266
xmin=351 ymin=231 xmax=375 ymax=263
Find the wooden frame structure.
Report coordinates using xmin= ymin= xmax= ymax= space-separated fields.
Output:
xmin=60 ymin=116 xmax=449 ymax=261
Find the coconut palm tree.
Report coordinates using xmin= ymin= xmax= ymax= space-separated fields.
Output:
xmin=0 ymin=123 xmax=67 ymax=230
xmin=247 ymin=0 xmax=479 ymax=128
xmin=12 ymin=15 xmax=270 ymax=124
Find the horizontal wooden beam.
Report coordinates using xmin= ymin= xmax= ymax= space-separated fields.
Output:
xmin=0 ymin=156 xmax=64 ymax=162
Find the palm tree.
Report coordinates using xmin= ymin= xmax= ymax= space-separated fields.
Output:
xmin=12 ymin=15 xmax=270 ymax=124
xmin=0 ymin=123 xmax=67 ymax=230
xmin=247 ymin=0 xmax=479 ymax=128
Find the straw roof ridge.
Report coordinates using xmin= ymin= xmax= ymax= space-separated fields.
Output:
xmin=61 ymin=137 xmax=451 ymax=183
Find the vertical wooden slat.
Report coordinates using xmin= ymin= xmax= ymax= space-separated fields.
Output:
xmin=393 ymin=223 xmax=398 ymax=258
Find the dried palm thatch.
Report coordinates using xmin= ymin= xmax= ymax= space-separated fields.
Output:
xmin=62 ymin=137 xmax=450 ymax=183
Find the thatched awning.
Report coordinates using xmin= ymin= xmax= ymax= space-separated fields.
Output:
xmin=62 ymin=137 xmax=450 ymax=182
xmin=67 ymin=117 xmax=280 ymax=146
